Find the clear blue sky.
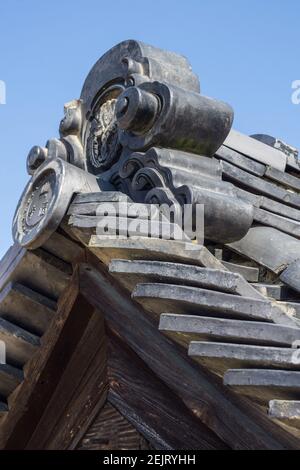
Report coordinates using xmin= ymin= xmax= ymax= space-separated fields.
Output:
xmin=0 ymin=0 xmax=299 ymax=259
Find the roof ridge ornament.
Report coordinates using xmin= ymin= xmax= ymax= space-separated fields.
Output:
xmin=13 ymin=159 xmax=100 ymax=249
xmin=26 ymin=40 xmax=233 ymax=177
xmin=14 ymin=40 xmax=255 ymax=249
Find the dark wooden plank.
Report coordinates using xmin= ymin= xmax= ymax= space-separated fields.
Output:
xmin=0 ymin=364 xmax=23 ymax=398
xmin=0 ymin=402 xmax=8 ymax=418
xmin=26 ymin=299 xmax=108 ymax=450
xmin=80 ymin=262 xmax=300 ymax=449
xmin=0 ymin=245 xmax=24 ymax=283
xmin=0 ymin=317 xmax=39 ymax=367
xmin=78 ymin=403 xmax=151 ymax=450
xmin=107 ymin=332 xmax=226 ymax=450
xmin=0 ymin=246 xmax=71 ymax=301
xmin=0 ymin=267 xmax=98 ymax=449
xmin=0 ymin=245 xmax=27 ymax=292
xmin=33 ymin=248 xmax=72 ymax=276
xmin=0 ymin=282 xmax=55 ymax=335
xmin=42 ymin=231 xmax=84 ymax=265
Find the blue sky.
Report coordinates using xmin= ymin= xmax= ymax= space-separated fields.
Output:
xmin=0 ymin=0 xmax=299 ymax=258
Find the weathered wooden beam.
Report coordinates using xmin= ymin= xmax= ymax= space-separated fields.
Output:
xmin=0 ymin=245 xmax=23 ymax=287
xmin=77 ymin=403 xmax=151 ymax=450
xmin=159 ymin=314 xmax=300 ymax=347
xmin=0 ymin=244 xmax=71 ymax=300
xmin=269 ymin=400 xmax=300 ymax=429
xmin=132 ymin=283 xmax=295 ymax=326
xmin=224 ymin=370 xmax=300 ymax=403
xmin=0 ymin=267 xmax=105 ymax=450
xmin=26 ymin=299 xmax=108 ymax=450
xmin=109 ymin=259 xmax=261 ymax=298
xmin=0 ymin=318 xmax=39 ymax=367
xmin=0 ymin=402 xmax=8 ymax=419
xmin=81 ymin=262 xmax=300 ymax=449
xmin=107 ymin=331 xmax=226 ymax=450
xmin=0 ymin=365 xmax=23 ymax=398
xmin=0 ymin=282 xmax=55 ymax=336
xmin=42 ymin=231 xmax=84 ymax=265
